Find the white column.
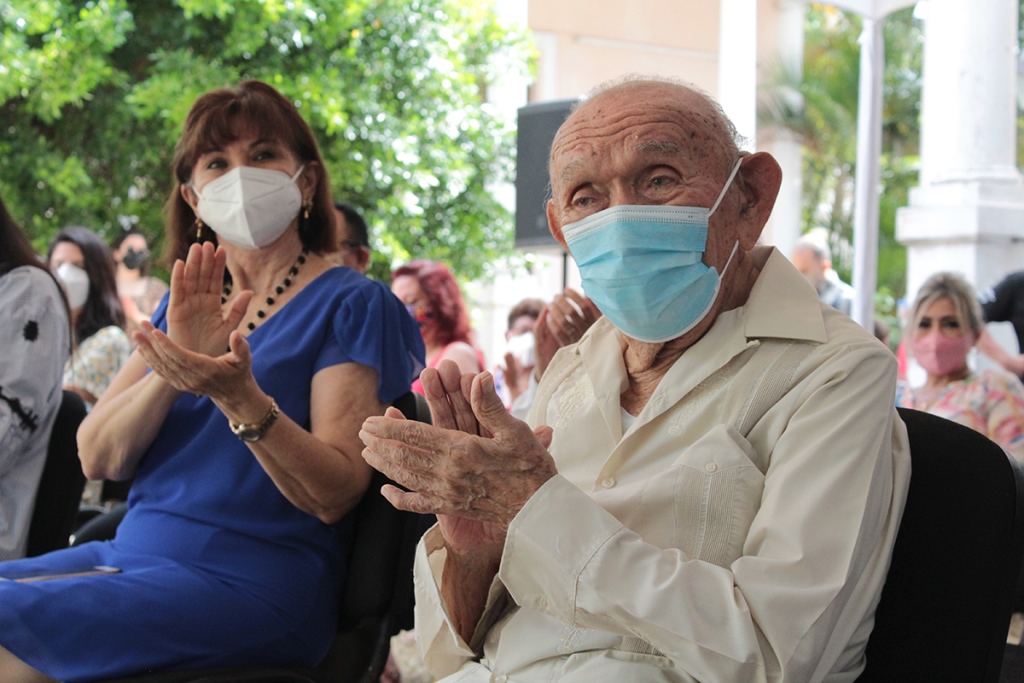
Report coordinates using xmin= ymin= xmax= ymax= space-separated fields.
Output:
xmin=761 ymin=0 xmax=806 ymax=256
xmin=896 ymin=0 xmax=1024 ymax=303
xmin=717 ymin=0 xmax=758 ymax=143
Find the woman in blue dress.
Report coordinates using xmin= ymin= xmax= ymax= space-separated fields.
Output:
xmin=0 ymin=80 xmax=424 ymax=682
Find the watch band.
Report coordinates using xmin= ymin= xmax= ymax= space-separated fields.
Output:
xmin=230 ymin=398 xmax=280 ymax=443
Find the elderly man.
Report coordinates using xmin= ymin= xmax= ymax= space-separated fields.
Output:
xmin=360 ymin=78 xmax=909 ymax=682
xmin=790 ymin=231 xmax=856 ymax=316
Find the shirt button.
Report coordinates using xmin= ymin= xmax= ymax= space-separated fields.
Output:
xmin=600 ymin=477 xmax=616 ymax=489
xmin=705 ymin=462 xmax=718 ymax=473
xmin=494 ymin=675 xmax=508 ymax=683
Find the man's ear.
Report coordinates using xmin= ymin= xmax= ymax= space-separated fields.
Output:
xmin=546 ymin=199 xmax=570 ymax=252
xmin=355 ymin=247 xmax=371 ymax=274
xmin=734 ymin=151 xmax=782 ymax=249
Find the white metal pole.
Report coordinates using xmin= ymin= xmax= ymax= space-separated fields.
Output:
xmin=851 ymin=16 xmax=884 ymax=331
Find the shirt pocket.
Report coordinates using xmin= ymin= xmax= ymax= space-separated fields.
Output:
xmin=642 ymin=423 xmax=764 ymax=568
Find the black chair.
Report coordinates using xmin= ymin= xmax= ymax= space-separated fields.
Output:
xmin=83 ymin=391 xmax=430 ymax=683
xmin=25 ymin=389 xmax=88 ymax=558
xmin=71 ymin=501 xmax=128 ymax=547
xmin=856 ymin=407 xmax=1024 ymax=682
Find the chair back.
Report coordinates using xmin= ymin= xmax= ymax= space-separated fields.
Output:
xmin=314 ymin=390 xmax=429 ymax=681
xmin=26 ymin=389 xmax=88 ymax=558
xmin=856 ymin=408 xmax=1024 ymax=682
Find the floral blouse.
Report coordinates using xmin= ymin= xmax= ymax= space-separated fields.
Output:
xmin=63 ymin=325 xmax=132 ymax=405
xmin=897 ymin=369 xmax=1024 ymax=463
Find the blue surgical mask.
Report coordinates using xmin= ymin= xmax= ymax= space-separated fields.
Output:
xmin=562 ymin=159 xmax=742 ymax=343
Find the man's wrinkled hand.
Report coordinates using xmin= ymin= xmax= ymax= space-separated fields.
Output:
xmin=359 ymin=369 xmax=556 ymax=534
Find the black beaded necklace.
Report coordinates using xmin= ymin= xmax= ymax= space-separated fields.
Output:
xmin=222 ymin=249 xmax=309 ymax=332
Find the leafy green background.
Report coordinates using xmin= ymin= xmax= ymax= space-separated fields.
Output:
xmin=0 ymin=0 xmax=533 ymax=282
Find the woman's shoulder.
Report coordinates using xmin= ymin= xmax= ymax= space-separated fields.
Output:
xmin=2 ymin=264 xmax=62 ymax=298
xmin=439 ymin=340 xmax=484 ymax=373
xmin=83 ymin=325 xmax=131 ymax=350
xmin=972 ymin=368 xmax=1024 ymax=396
xmin=305 ymin=266 xmax=387 ymax=300
xmin=143 ymin=276 xmax=169 ymax=297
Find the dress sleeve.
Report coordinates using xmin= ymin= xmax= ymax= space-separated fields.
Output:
xmin=0 ymin=268 xmax=70 ymax=476
xmin=63 ymin=326 xmax=132 ymax=401
xmin=317 ymin=279 xmax=425 ymax=404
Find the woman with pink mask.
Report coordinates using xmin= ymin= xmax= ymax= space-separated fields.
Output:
xmin=898 ymin=271 xmax=1024 ymax=462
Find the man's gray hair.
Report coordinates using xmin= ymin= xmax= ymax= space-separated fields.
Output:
xmin=792 ymin=230 xmax=831 ymax=263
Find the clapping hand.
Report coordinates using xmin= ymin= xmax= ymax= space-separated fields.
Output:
xmin=132 ymin=241 xmax=255 ymax=402
xmin=162 ymin=241 xmax=251 ymax=357
xmin=360 ymin=361 xmax=556 ymax=555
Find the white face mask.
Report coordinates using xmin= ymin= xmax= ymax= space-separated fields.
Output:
xmin=193 ymin=165 xmax=305 ymax=250
xmin=506 ymin=330 xmax=536 ymax=367
xmin=55 ymin=263 xmax=90 ymax=310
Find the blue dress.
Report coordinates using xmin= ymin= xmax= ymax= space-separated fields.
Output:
xmin=0 ymin=267 xmax=425 ymax=681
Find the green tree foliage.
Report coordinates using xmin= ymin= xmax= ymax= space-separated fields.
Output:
xmin=758 ymin=3 xmax=923 ymax=301
xmin=0 ymin=0 xmax=532 ymax=281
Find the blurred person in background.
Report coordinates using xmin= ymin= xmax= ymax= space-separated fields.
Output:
xmin=790 ymin=230 xmax=855 ymax=317
xmin=111 ymin=228 xmax=169 ymax=336
xmin=391 ymin=260 xmax=484 ymax=394
xmin=505 ymin=290 xmax=601 ymax=420
xmin=497 ymin=297 xmax=544 ymax=409
xmin=898 ymin=271 xmax=1024 ymax=462
xmin=48 ymin=226 xmax=131 ymax=408
xmin=0 ymin=193 xmax=70 ymax=561
xmin=330 ymin=201 xmax=370 ymax=273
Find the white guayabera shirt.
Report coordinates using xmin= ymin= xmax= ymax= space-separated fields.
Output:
xmin=0 ymin=266 xmax=69 ymax=561
xmin=414 ymin=248 xmax=911 ymax=683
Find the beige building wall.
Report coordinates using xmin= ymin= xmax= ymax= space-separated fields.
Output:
xmin=528 ymin=0 xmax=784 ymax=103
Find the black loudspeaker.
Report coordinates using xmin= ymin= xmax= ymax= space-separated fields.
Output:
xmin=515 ymin=99 xmax=578 ymax=250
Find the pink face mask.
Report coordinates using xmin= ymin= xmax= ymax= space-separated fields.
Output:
xmin=912 ymin=331 xmax=973 ymax=377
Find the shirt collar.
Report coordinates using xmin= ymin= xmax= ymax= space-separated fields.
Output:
xmin=743 ymin=246 xmax=829 ymax=343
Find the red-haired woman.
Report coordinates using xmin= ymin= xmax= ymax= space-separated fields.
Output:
xmin=392 ymin=260 xmax=484 ymax=393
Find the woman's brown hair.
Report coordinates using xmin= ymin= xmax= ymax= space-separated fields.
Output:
xmin=161 ymin=80 xmax=335 ymax=266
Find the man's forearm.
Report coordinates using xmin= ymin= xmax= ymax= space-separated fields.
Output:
xmin=441 ymin=547 xmax=502 ymax=646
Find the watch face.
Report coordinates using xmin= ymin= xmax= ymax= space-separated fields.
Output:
xmin=237 ymin=426 xmax=262 ymax=442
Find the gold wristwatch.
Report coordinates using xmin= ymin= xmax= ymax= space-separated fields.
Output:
xmin=230 ymin=399 xmax=280 ymax=443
